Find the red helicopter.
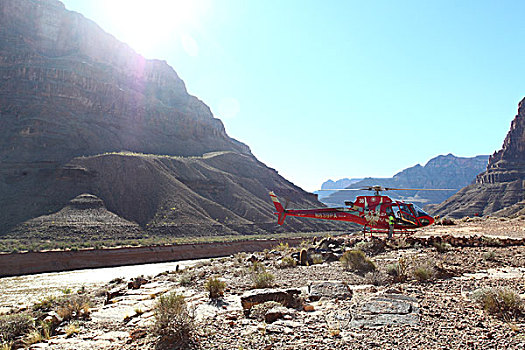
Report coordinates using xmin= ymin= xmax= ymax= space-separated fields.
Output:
xmin=270 ymin=186 xmax=449 ymax=234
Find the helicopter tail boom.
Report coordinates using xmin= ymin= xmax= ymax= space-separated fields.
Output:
xmin=269 ymin=191 xmax=287 ymax=225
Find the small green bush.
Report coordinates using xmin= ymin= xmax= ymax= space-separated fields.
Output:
xmin=278 ymin=256 xmax=297 ymax=269
xmin=249 ymin=261 xmax=266 ymax=273
xmin=386 ymin=257 xmax=409 ymax=283
xmin=340 ymin=250 xmax=376 ymax=274
xmin=179 ymin=273 xmax=193 ymax=286
xmin=413 ymin=265 xmax=433 ymax=282
xmin=55 ymin=294 xmax=92 ymax=321
xmin=204 ymin=277 xmax=226 ymax=299
xmin=472 ymin=287 xmax=523 ymax=319
xmin=251 ymin=271 xmax=275 ymax=289
xmin=274 ymin=242 xmax=289 ymax=251
xmin=154 ymin=293 xmax=195 ymax=349
xmin=433 ymin=242 xmax=451 ymax=253
xmin=483 ymin=250 xmax=497 ymax=261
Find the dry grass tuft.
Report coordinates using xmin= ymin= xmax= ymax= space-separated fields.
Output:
xmin=340 ymin=250 xmax=376 ymax=274
xmin=204 ymin=277 xmax=226 ymax=299
xmin=472 ymin=287 xmax=523 ymax=319
xmin=154 ymin=293 xmax=195 ymax=350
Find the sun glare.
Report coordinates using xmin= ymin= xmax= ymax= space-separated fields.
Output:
xmin=104 ymin=0 xmax=207 ymax=57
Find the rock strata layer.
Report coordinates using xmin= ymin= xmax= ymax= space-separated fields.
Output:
xmin=0 ymin=0 xmax=350 ymax=236
xmin=432 ymin=98 xmax=525 ymax=218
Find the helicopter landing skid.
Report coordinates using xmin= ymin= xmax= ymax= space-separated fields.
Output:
xmin=362 ymin=226 xmax=416 ymax=238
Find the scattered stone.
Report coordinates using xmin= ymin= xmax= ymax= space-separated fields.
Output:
xmin=303 ymin=304 xmax=315 ymax=312
xmin=265 ymin=306 xmax=294 ymax=323
xmin=127 ymin=276 xmax=149 ymax=290
xmin=247 ymin=255 xmax=258 ymax=263
xmin=105 ymin=286 xmax=126 ymax=304
xmin=129 ymin=328 xmax=147 ymax=340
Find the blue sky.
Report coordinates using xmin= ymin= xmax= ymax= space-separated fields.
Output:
xmin=61 ymin=0 xmax=524 ymax=191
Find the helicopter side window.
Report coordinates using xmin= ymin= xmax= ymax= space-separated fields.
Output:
xmin=397 ymin=203 xmax=416 ymax=225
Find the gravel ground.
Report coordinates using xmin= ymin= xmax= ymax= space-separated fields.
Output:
xmin=4 ymin=217 xmax=524 ymax=350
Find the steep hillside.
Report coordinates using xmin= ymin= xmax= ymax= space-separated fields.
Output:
xmin=321 ymin=154 xmax=488 ymax=206
xmin=0 ymin=0 xmax=351 ymax=237
xmin=431 ymin=98 xmax=525 ymax=218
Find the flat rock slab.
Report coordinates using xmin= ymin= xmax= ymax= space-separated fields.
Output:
xmin=309 ymin=281 xmax=353 ymax=301
xmin=345 ymin=293 xmax=419 ymax=329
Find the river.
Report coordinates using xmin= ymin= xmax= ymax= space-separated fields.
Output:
xmin=0 ymin=258 xmax=207 ymax=310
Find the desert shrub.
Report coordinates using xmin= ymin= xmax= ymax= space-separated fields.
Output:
xmin=64 ymin=322 xmax=80 ymax=337
xmin=204 ymin=277 xmax=226 ymax=299
xmin=472 ymin=287 xmax=523 ymax=319
xmin=277 ymin=256 xmax=297 ymax=269
xmin=483 ymin=250 xmax=497 ymax=261
xmin=23 ymin=329 xmax=43 ymax=347
xmin=354 ymin=240 xmax=373 ymax=252
xmin=179 ymin=273 xmax=193 ymax=287
xmin=413 ymin=265 xmax=434 ymax=282
xmin=250 ymin=301 xmax=281 ymax=321
xmin=33 ymin=292 xmax=91 ymax=321
xmin=433 ymin=242 xmax=451 ymax=253
xmin=248 ymin=261 xmax=262 ymax=272
xmin=274 ymin=242 xmax=289 ymax=251
xmin=340 ymin=250 xmax=376 ymax=274
xmin=0 ymin=313 xmax=34 ymax=344
xmin=311 ymin=254 xmax=324 ymax=265
xmin=251 ymin=271 xmax=275 ymax=289
xmin=364 ymin=271 xmax=389 ymax=286
xmin=154 ymin=293 xmax=195 ymax=349
xmin=234 ymin=252 xmax=247 ymax=264
xmin=33 ymin=296 xmax=57 ymax=311
xmin=55 ymin=294 xmax=92 ymax=321
xmin=386 ymin=257 xmax=409 ymax=283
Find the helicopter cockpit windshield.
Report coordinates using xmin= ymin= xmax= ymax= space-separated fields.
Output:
xmin=411 ymin=204 xmax=430 ymax=218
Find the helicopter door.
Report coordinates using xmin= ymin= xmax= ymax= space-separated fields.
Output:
xmin=396 ymin=203 xmax=417 ymax=226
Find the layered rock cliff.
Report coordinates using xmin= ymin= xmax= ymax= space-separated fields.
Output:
xmin=431 ymin=99 xmax=525 ymax=218
xmin=0 ymin=0 xmax=350 ymax=237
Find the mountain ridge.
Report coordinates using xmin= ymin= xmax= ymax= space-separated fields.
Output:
xmin=430 ymin=98 xmax=525 ymax=218
xmin=320 ymin=153 xmax=488 ymax=207
xmin=0 ymin=0 xmax=351 ymax=238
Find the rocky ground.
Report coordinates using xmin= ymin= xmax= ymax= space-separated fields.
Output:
xmin=1 ymin=216 xmax=524 ymax=350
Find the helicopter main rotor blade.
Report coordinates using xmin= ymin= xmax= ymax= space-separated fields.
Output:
xmin=383 ymin=187 xmax=457 ymax=191
xmin=317 ymin=188 xmax=367 ymax=191
xmin=317 ymin=187 xmax=456 ymax=191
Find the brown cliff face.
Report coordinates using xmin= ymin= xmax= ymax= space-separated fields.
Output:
xmin=431 ymin=99 xmax=525 ymax=218
xmin=0 ymin=0 xmax=249 ymax=164
xmin=0 ymin=0 xmax=350 ymax=236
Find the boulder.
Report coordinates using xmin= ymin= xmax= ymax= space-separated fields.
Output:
xmin=264 ymin=306 xmax=294 ymax=323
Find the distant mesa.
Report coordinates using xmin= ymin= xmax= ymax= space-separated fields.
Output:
xmin=431 ymin=98 xmax=525 ymax=218
xmin=0 ymin=0 xmax=351 ymax=239
xmin=319 ymin=154 xmax=489 ymax=207
xmin=314 ymin=178 xmax=363 ymax=200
